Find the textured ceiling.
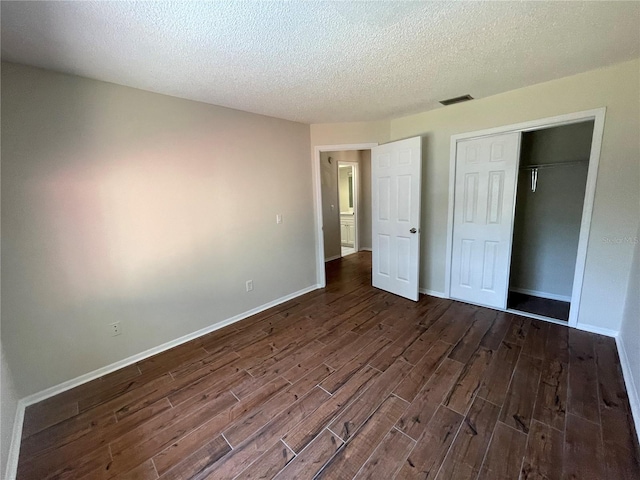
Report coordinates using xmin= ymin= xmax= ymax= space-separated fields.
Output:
xmin=2 ymin=1 xmax=639 ymax=124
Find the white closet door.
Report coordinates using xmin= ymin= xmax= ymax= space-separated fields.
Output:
xmin=372 ymin=137 xmax=422 ymax=301
xmin=450 ymin=132 xmax=521 ymax=308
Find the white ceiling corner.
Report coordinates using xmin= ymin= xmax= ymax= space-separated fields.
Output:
xmin=1 ymin=1 xmax=639 ymax=124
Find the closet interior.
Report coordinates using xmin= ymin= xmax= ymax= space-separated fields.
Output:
xmin=507 ymin=120 xmax=594 ymax=322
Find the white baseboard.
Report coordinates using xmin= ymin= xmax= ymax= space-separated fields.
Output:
xmin=359 ymin=247 xmax=372 ymax=252
xmin=5 ymin=399 xmax=26 ymax=480
xmin=419 ymin=288 xmax=448 ymax=299
xmin=21 ymin=283 xmax=320 ymax=408
xmin=615 ymin=334 xmax=640 ymax=446
xmin=2 ymin=284 xmax=322 ymax=480
xmin=324 ymin=255 xmax=341 ymax=262
xmin=510 ymin=287 xmax=571 ymax=303
xmin=575 ymin=322 xmax=618 ymax=338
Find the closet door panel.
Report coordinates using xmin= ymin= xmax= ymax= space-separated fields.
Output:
xmin=459 ymin=238 xmax=474 ymax=287
xmin=450 ymin=133 xmax=521 ymax=309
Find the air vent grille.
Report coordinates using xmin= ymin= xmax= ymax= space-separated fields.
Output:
xmin=440 ymin=94 xmax=474 ymax=106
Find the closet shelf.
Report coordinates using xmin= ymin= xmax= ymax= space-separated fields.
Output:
xmin=520 ymin=159 xmax=588 ymax=170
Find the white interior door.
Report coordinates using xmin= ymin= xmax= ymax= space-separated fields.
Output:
xmin=450 ymin=132 xmax=521 ymax=308
xmin=372 ymin=137 xmax=422 ymax=301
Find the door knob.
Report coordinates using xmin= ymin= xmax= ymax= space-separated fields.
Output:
xmin=410 ymin=228 xmax=417 ymax=234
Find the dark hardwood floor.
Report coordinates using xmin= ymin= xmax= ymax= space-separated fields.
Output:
xmin=17 ymin=252 xmax=640 ymax=479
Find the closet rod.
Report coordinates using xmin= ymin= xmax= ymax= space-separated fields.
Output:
xmin=520 ymin=160 xmax=588 ymax=170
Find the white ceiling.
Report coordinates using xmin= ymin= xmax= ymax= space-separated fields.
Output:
xmin=2 ymin=1 xmax=639 ymax=124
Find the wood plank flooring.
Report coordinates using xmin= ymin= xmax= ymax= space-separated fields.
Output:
xmin=17 ymin=252 xmax=640 ymax=479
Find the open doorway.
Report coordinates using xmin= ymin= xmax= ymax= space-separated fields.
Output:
xmin=313 ymin=139 xmax=424 ymax=300
xmin=318 ymin=149 xmax=372 ymax=267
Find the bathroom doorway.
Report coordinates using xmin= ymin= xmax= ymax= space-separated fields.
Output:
xmin=338 ymin=161 xmax=358 ymax=257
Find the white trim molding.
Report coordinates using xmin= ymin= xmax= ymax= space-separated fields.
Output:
xmin=615 ymin=334 xmax=640 ymax=445
xmin=324 ymin=254 xmax=341 ymax=262
xmin=575 ymin=322 xmax=618 ymax=338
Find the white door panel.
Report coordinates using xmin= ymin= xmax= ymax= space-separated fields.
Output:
xmin=372 ymin=137 xmax=422 ymax=301
xmin=450 ymin=132 xmax=521 ymax=308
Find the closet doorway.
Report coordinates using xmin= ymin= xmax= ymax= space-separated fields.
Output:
xmin=508 ymin=121 xmax=594 ymax=322
xmin=445 ymin=109 xmax=605 ymax=327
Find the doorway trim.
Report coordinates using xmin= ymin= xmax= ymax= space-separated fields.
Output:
xmin=338 ymin=161 xmax=360 ymax=254
xmin=313 ymin=143 xmax=378 ymax=287
xmin=444 ymin=108 xmax=606 ymax=328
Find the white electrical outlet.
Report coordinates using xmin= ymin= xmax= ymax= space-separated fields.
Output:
xmin=276 ymin=214 xmax=283 ymax=224
xmin=109 ymin=322 xmax=122 ymax=336
xmin=246 ymin=280 xmax=254 ymax=292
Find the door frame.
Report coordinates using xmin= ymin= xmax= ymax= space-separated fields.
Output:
xmin=313 ymin=143 xmax=377 ymax=288
xmin=444 ymin=108 xmax=606 ymax=328
xmin=337 ymin=161 xmax=360 ymax=253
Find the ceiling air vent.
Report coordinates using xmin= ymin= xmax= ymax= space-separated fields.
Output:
xmin=439 ymin=94 xmax=474 ymax=106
